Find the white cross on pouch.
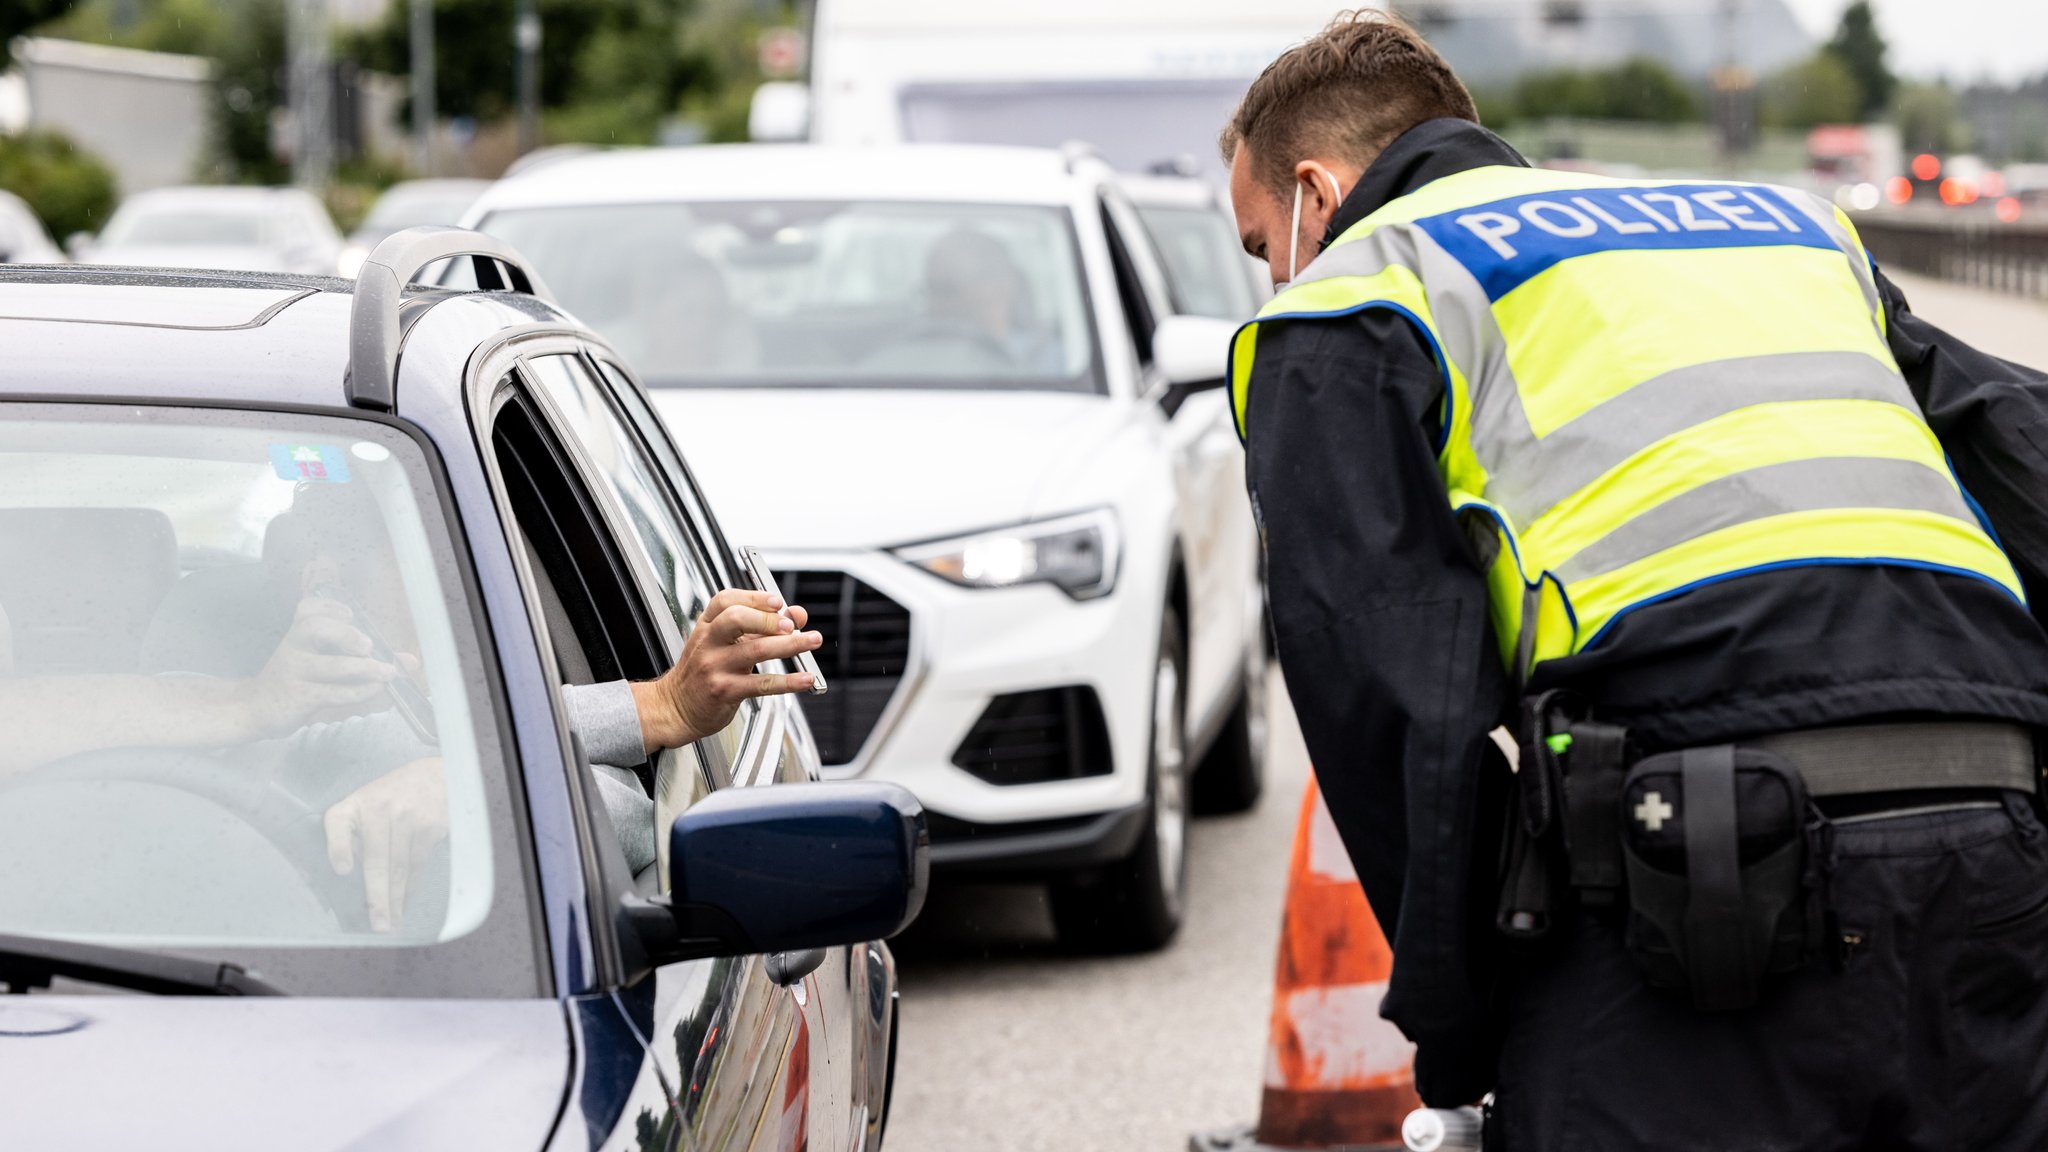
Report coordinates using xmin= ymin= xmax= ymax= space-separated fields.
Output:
xmin=1635 ymin=791 xmax=1675 ymax=832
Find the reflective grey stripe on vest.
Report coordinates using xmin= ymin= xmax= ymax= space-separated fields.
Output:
xmin=1781 ymin=188 xmax=1887 ymax=329
xmin=1490 ymin=351 xmax=1919 ymax=530
xmin=1291 ymin=220 xmax=1525 ymax=455
xmin=1551 ymin=455 xmax=1979 ymax=585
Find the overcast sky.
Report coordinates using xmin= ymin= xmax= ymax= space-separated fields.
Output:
xmin=1779 ymin=0 xmax=2048 ymax=82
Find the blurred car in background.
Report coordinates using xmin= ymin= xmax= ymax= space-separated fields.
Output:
xmin=0 ymin=191 xmax=64 ymax=264
xmin=1118 ymin=172 xmax=1267 ymax=321
xmin=336 ymin=178 xmax=491 ymax=277
xmin=464 ymin=143 xmax=1267 ymax=953
xmin=72 ymin=185 xmax=342 ymax=275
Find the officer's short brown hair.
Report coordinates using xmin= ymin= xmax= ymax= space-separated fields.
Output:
xmin=1221 ymin=10 xmax=1478 ymax=197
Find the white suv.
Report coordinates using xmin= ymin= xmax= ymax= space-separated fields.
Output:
xmin=464 ymin=144 xmax=1265 ymax=951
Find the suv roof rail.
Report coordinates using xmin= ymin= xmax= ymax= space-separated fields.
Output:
xmin=347 ymin=225 xmax=557 ymax=412
xmin=1060 ymin=139 xmax=1105 ymax=173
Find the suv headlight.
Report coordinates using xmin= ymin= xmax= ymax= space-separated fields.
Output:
xmin=893 ymin=509 xmax=1120 ymax=600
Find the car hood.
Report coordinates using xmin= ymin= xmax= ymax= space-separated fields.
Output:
xmin=0 ymin=997 xmax=568 ymax=1150
xmin=652 ymin=387 xmax=1131 ymax=550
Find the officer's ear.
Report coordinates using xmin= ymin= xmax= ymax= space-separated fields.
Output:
xmin=1291 ymin=160 xmax=1349 ymax=226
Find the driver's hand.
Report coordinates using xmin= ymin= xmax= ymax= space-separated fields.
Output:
xmin=323 ymin=756 xmax=447 ymax=933
xmin=246 ymin=598 xmax=399 ymax=736
xmin=632 ymin=589 xmax=821 ymax=753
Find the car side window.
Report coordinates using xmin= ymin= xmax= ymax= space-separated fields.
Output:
xmin=592 ymin=358 xmax=742 ymax=589
xmin=523 ymin=353 xmax=753 ymax=777
xmin=491 ymin=382 xmax=716 ymax=893
xmin=1100 ymin=199 xmax=1157 ymax=366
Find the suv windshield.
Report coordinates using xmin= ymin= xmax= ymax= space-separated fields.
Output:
xmin=481 ymin=201 xmax=1102 ymax=393
xmin=0 ymin=404 xmax=539 ymax=998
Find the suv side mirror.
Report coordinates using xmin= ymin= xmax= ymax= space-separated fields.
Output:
xmin=1152 ymin=314 xmax=1239 ymax=417
xmin=628 ymin=781 xmax=929 ymax=967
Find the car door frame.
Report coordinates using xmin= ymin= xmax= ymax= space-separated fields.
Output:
xmin=1095 ymin=184 xmax=1248 ymax=745
xmin=468 ymin=327 xmax=822 ymax=1150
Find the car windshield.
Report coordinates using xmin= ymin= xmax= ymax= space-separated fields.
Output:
xmin=1136 ymin=203 xmax=1260 ymax=321
xmin=102 ymin=206 xmax=279 ymax=248
xmin=480 ymin=201 xmax=1102 ymax=392
xmin=0 ymin=404 xmax=539 ymax=998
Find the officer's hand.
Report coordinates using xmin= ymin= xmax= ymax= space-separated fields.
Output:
xmin=631 ymin=589 xmax=821 ymax=753
xmin=323 ymin=756 xmax=448 ymax=933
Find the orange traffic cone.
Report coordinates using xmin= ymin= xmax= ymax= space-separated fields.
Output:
xmin=1193 ymin=776 xmax=1422 ymax=1152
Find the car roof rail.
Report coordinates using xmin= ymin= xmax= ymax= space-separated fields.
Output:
xmin=1061 ymin=139 xmax=1105 ymax=173
xmin=347 ymin=224 xmax=557 ymax=412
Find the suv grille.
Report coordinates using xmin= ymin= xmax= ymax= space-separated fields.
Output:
xmin=779 ymin=570 xmax=912 ymax=765
xmin=951 ymin=686 xmax=1113 ymax=786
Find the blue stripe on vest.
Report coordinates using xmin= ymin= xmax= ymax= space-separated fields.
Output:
xmin=1412 ymin=184 xmax=1839 ymax=301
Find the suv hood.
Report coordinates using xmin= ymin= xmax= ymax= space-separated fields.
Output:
xmin=0 ymin=997 xmax=568 ymax=1150
xmin=652 ymin=388 xmax=1129 ymax=550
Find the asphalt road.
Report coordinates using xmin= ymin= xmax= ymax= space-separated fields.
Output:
xmin=887 ymin=662 xmax=1308 ymax=1152
xmin=884 ymin=272 xmax=2048 ymax=1152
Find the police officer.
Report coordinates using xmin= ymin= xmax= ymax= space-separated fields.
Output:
xmin=1223 ymin=12 xmax=2048 ymax=1150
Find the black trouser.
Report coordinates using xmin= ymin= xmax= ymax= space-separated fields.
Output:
xmin=1492 ymin=791 xmax=2048 ymax=1152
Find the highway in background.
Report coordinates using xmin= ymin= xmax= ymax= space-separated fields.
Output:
xmin=883 ymin=271 xmax=2048 ymax=1152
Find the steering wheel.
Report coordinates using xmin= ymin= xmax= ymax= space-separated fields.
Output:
xmin=0 ymin=748 xmax=375 ymax=932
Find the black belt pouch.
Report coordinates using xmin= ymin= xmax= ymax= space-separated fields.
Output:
xmin=1619 ymin=745 xmax=1811 ymax=1011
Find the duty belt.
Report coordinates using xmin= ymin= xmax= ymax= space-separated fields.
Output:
xmin=1745 ymin=721 xmax=2037 ymax=796
xmin=1498 ymin=709 xmax=2041 ymax=940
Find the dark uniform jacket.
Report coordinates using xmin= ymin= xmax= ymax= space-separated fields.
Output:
xmin=1243 ymin=116 xmax=2048 ymax=1104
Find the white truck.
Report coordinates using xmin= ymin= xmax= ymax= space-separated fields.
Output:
xmin=765 ymin=0 xmax=1355 ymax=184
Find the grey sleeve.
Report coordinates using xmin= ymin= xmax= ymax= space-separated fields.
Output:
xmin=562 ymin=680 xmax=647 ymax=768
xmin=563 ymin=680 xmax=658 ymax=875
xmin=589 ymin=763 xmax=658 ymax=875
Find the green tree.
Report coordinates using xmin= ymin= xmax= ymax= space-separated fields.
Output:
xmin=1470 ymin=87 xmax=1518 ymax=129
xmin=1516 ymin=57 xmax=1698 ymax=123
xmin=352 ymin=0 xmax=611 ymax=124
xmin=0 ymin=130 xmax=120 ymax=240
xmin=0 ymin=0 xmax=73 ymax=66
xmin=1762 ymin=51 xmax=1863 ymax=128
xmin=1894 ymin=81 xmax=1970 ymax=153
xmin=1823 ymin=0 xmax=1895 ymax=121
xmin=1601 ymin=57 xmax=1698 ymax=122
xmin=43 ymin=0 xmax=226 ymax=55
xmin=205 ymin=0 xmax=291 ymax=182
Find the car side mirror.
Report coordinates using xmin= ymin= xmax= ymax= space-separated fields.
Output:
xmin=1152 ymin=314 xmax=1238 ymax=417
xmin=627 ymin=781 xmax=929 ymax=968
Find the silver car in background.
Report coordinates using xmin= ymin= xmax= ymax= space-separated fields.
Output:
xmin=336 ymin=178 xmax=491 ymax=277
xmin=74 ymin=185 xmax=342 ymax=276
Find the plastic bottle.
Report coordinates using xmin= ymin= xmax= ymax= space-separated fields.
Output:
xmin=1401 ymin=1106 xmax=1484 ymax=1152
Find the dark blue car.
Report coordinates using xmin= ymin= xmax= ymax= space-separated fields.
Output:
xmin=0 ymin=229 xmax=927 ymax=1151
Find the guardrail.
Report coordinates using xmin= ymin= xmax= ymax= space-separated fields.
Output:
xmin=1853 ymin=211 xmax=2048 ymax=299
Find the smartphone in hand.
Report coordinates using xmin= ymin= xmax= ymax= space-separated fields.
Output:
xmin=738 ymin=547 xmax=829 ymax=696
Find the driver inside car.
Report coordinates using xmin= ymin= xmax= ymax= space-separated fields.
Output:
xmin=0 ymin=481 xmax=822 ymax=933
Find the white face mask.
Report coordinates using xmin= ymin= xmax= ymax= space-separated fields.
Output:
xmin=1282 ymin=170 xmax=1346 ymax=290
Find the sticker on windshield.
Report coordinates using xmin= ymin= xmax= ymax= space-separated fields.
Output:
xmin=269 ymin=443 xmax=352 ymax=483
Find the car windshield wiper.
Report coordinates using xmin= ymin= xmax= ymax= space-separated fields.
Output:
xmin=0 ymin=932 xmax=284 ymax=997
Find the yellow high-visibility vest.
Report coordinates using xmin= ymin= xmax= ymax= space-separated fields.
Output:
xmin=1230 ymin=166 xmax=2023 ymax=681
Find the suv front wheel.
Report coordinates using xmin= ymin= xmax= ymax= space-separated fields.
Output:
xmin=1050 ymin=606 xmax=1189 ymax=953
